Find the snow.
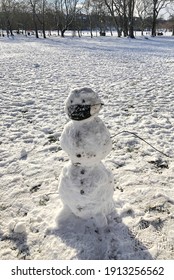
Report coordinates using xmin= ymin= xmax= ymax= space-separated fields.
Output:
xmin=0 ymin=33 xmax=174 ymax=260
xmin=13 ymin=222 xmax=26 ymax=234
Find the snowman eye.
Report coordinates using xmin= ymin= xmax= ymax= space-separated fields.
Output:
xmin=82 ymin=99 xmax=85 ymax=103
xmin=70 ymin=100 xmax=73 ymax=103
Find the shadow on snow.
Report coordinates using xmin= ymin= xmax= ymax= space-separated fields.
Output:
xmin=46 ymin=206 xmax=153 ymax=260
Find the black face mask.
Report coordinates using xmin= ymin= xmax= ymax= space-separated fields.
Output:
xmin=67 ymin=104 xmax=91 ymax=120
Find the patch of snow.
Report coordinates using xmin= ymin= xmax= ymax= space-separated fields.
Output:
xmin=0 ymin=34 xmax=174 ymax=260
xmin=14 ymin=222 xmax=26 ymax=234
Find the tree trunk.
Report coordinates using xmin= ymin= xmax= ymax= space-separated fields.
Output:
xmin=128 ymin=0 xmax=135 ymax=38
xmin=151 ymin=1 xmax=158 ymax=36
xmin=123 ymin=0 xmax=128 ymax=37
xmin=77 ymin=29 xmax=81 ymax=37
xmin=32 ymin=6 xmax=39 ymax=38
xmin=61 ymin=29 xmax=66 ymax=37
xmin=33 ymin=14 xmax=39 ymax=38
xmin=42 ymin=1 xmax=46 ymax=39
xmin=90 ymin=28 xmax=93 ymax=38
xmin=7 ymin=19 xmax=13 ymax=36
xmin=89 ymin=15 xmax=93 ymax=38
xmin=42 ymin=23 xmax=46 ymax=38
xmin=117 ymin=29 xmax=122 ymax=37
xmin=129 ymin=23 xmax=135 ymax=38
xmin=151 ymin=13 xmax=156 ymax=36
xmin=110 ymin=27 xmax=113 ymax=36
xmin=123 ymin=18 xmax=128 ymax=37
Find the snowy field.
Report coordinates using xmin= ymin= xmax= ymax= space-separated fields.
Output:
xmin=0 ymin=33 xmax=174 ymax=260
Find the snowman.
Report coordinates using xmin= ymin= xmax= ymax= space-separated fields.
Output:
xmin=58 ymin=87 xmax=114 ymax=227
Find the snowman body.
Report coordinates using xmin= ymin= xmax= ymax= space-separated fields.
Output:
xmin=60 ymin=117 xmax=112 ymax=166
xmin=58 ymin=88 xmax=114 ymax=227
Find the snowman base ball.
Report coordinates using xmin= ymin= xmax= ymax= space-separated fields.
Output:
xmin=58 ymin=87 xmax=115 ymax=228
xmin=59 ymin=162 xmax=115 ymax=228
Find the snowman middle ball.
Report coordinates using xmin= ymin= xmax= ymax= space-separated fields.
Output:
xmin=60 ymin=117 xmax=112 ymax=166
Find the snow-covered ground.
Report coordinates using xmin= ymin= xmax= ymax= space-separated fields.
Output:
xmin=0 ymin=33 xmax=174 ymax=260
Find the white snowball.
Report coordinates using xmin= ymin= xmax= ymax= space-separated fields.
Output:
xmin=65 ymin=87 xmax=101 ymax=108
xmin=65 ymin=87 xmax=102 ymax=121
xmin=58 ymin=162 xmax=114 ymax=226
xmin=8 ymin=221 xmax=16 ymax=231
xmin=14 ymin=222 xmax=26 ymax=233
xmin=60 ymin=117 xmax=112 ymax=166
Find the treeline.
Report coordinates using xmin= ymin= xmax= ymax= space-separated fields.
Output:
xmin=0 ymin=0 xmax=174 ymax=38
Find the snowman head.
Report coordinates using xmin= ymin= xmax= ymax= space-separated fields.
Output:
xmin=65 ymin=87 xmax=103 ymax=121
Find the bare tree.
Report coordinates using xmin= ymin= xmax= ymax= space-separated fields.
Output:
xmin=93 ymin=0 xmax=108 ymax=35
xmin=40 ymin=0 xmax=47 ymax=38
xmin=136 ymin=0 xmax=152 ymax=35
xmin=1 ymin=0 xmax=16 ymax=36
xmin=83 ymin=0 xmax=100 ymax=37
xmin=15 ymin=1 xmax=32 ymax=34
xmin=28 ymin=0 xmax=50 ymax=38
xmin=104 ymin=0 xmax=135 ymax=37
xmin=54 ymin=0 xmax=61 ymax=35
xmin=151 ymin=0 xmax=170 ymax=36
xmin=29 ymin=0 xmax=39 ymax=37
xmin=54 ymin=0 xmax=79 ymax=37
xmin=166 ymin=1 xmax=174 ymax=35
xmin=104 ymin=0 xmax=123 ymax=37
